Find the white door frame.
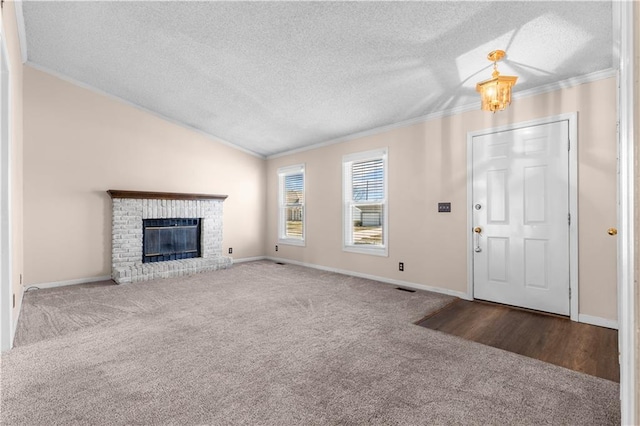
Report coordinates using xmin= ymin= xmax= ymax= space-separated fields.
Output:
xmin=616 ymin=0 xmax=635 ymax=423
xmin=466 ymin=113 xmax=579 ymax=322
xmin=0 ymin=20 xmax=13 ymax=352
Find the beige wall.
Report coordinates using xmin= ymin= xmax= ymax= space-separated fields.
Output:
xmin=2 ymin=1 xmax=24 ymax=335
xmin=23 ymin=66 xmax=265 ymax=285
xmin=267 ymin=78 xmax=618 ymax=321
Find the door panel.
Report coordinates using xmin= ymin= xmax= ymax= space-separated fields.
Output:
xmin=524 ymin=239 xmax=548 ymax=289
xmin=523 ymin=166 xmax=547 ymax=223
xmin=473 ymin=121 xmax=570 ymax=316
xmin=487 ymin=237 xmax=509 ymax=282
xmin=487 ymin=169 xmax=508 ymax=223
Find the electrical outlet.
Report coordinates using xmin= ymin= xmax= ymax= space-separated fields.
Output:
xmin=275 ymin=245 xmax=278 ymax=252
xmin=228 ymin=247 xmax=233 ymax=254
xmin=399 ymin=262 xmax=404 ymax=272
xmin=438 ymin=202 xmax=451 ymax=213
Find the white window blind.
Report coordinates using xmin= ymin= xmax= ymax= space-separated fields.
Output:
xmin=343 ymin=149 xmax=388 ymax=256
xmin=278 ymin=164 xmax=305 ymax=245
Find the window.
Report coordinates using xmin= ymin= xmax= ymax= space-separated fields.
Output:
xmin=278 ymin=164 xmax=305 ymax=246
xmin=343 ymin=149 xmax=388 ymax=256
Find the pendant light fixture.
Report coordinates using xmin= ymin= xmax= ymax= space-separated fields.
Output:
xmin=476 ymin=50 xmax=518 ymax=113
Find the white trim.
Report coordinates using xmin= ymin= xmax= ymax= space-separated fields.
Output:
xmin=617 ymin=1 xmax=636 ymax=423
xmin=578 ymin=314 xmax=619 ymax=330
xmin=266 ymin=256 xmax=471 ymax=300
xmin=466 ymin=113 xmax=579 ymax=322
xmin=467 ymin=113 xmax=578 ymax=141
xmin=267 ymin=69 xmax=616 ymax=160
xmin=13 ymin=0 xmax=27 ymax=64
xmin=27 ymin=275 xmax=112 ymax=291
xmin=342 ymin=245 xmax=388 ymax=257
xmin=567 ymin=114 xmax=579 ymax=323
xmin=278 ymin=239 xmax=306 ymax=247
xmin=277 ymin=164 xmax=305 ymax=174
xmin=0 ymin=23 xmax=13 ymax=352
xmin=24 ymin=62 xmax=265 ymax=159
xmin=342 ymin=148 xmax=388 ymax=257
xmin=277 ymin=163 xmax=306 ymax=246
xmin=512 ymin=69 xmax=616 ymax=102
xmin=342 ymin=147 xmax=388 ymax=164
xmin=466 ymin=129 xmax=474 ymax=301
xmin=231 ymin=256 xmax=267 ymax=264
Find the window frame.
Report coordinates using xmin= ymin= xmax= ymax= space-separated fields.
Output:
xmin=277 ymin=163 xmax=306 ymax=247
xmin=342 ymin=148 xmax=388 ymax=257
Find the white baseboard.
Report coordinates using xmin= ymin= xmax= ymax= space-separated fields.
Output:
xmin=24 ymin=264 xmax=615 ymax=331
xmin=578 ymin=314 xmax=619 ymax=330
xmin=26 ymin=275 xmax=113 ymax=291
xmin=232 ymin=256 xmax=267 ymax=264
xmin=266 ymin=256 xmax=470 ymax=300
xmin=25 ymin=259 xmax=273 ymax=290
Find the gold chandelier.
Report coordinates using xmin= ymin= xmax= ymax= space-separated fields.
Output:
xmin=476 ymin=50 xmax=518 ymax=113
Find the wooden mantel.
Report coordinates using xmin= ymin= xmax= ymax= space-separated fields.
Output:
xmin=107 ymin=190 xmax=228 ymax=201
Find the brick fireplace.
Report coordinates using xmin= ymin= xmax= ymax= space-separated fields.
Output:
xmin=107 ymin=190 xmax=232 ymax=284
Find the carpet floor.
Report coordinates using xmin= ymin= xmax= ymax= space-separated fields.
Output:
xmin=1 ymin=261 xmax=620 ymax=425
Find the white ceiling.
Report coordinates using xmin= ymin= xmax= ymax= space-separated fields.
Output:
xmin=21 ymin=1 xmax=613 ymax=157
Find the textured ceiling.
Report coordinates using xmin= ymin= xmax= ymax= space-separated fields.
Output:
xmin=22 ymin=1 xmax=613 ymax=157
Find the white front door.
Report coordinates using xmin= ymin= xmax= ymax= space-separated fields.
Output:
xmin=472 ymin=121 xmax=570 ymax=316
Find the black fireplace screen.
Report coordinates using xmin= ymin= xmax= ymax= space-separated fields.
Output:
xmin=142 ymin=218 xmax=201 ymax=263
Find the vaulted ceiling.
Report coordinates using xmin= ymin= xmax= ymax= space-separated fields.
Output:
xmin=21 ymin=1 xmax=614 ymax=157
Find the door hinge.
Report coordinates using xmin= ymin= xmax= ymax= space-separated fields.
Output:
xmin=569 ymin=287 xmax=572 ymax=299
xmin=568 ymin=213 xmax=571 ymax=225
xmin=567 ymin=139 xmax=571 ymax=151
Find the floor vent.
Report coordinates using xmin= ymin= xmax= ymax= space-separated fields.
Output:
xmin=396 ymin=287 xmax=416 ymax=293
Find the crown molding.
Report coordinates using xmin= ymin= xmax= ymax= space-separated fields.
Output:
xmin=513 ymin=68 xmax=617 ymax=100
xmin=268 ymin=68 xmax=617 ymax=160
xmin=24 ymin=62 xmax=265 ymax=159
xmin=24 ymin=59 xmax=614 ymax=163
xmin=266 ymin=102 xmax=478 ymax=160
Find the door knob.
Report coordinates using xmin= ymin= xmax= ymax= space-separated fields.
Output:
xmin=473 ymin=227 xmax=482 ymax=252
xmin=608 ymin=227 xmax=618 ymax=236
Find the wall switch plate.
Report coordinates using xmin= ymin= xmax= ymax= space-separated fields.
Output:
xmin=228 ymin=248 xmax=233 ymax=254
xmin=438 ymin=202 xmax=451 ymax=213
xmin=399 ymin=262 xmax=404 ymax=271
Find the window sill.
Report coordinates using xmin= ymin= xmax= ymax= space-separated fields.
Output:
xmin=278 ymin=238 xmax=306 ymax=247
xmin=343 ymin=245 xmax=388 ymax=257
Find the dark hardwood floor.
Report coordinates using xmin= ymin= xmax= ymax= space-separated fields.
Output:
xmin=416 ymin=299 xmax=619 ymax=382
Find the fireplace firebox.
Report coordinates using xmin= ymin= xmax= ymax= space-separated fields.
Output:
xmin=143 ymin=218 xmax=201 ymax=263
